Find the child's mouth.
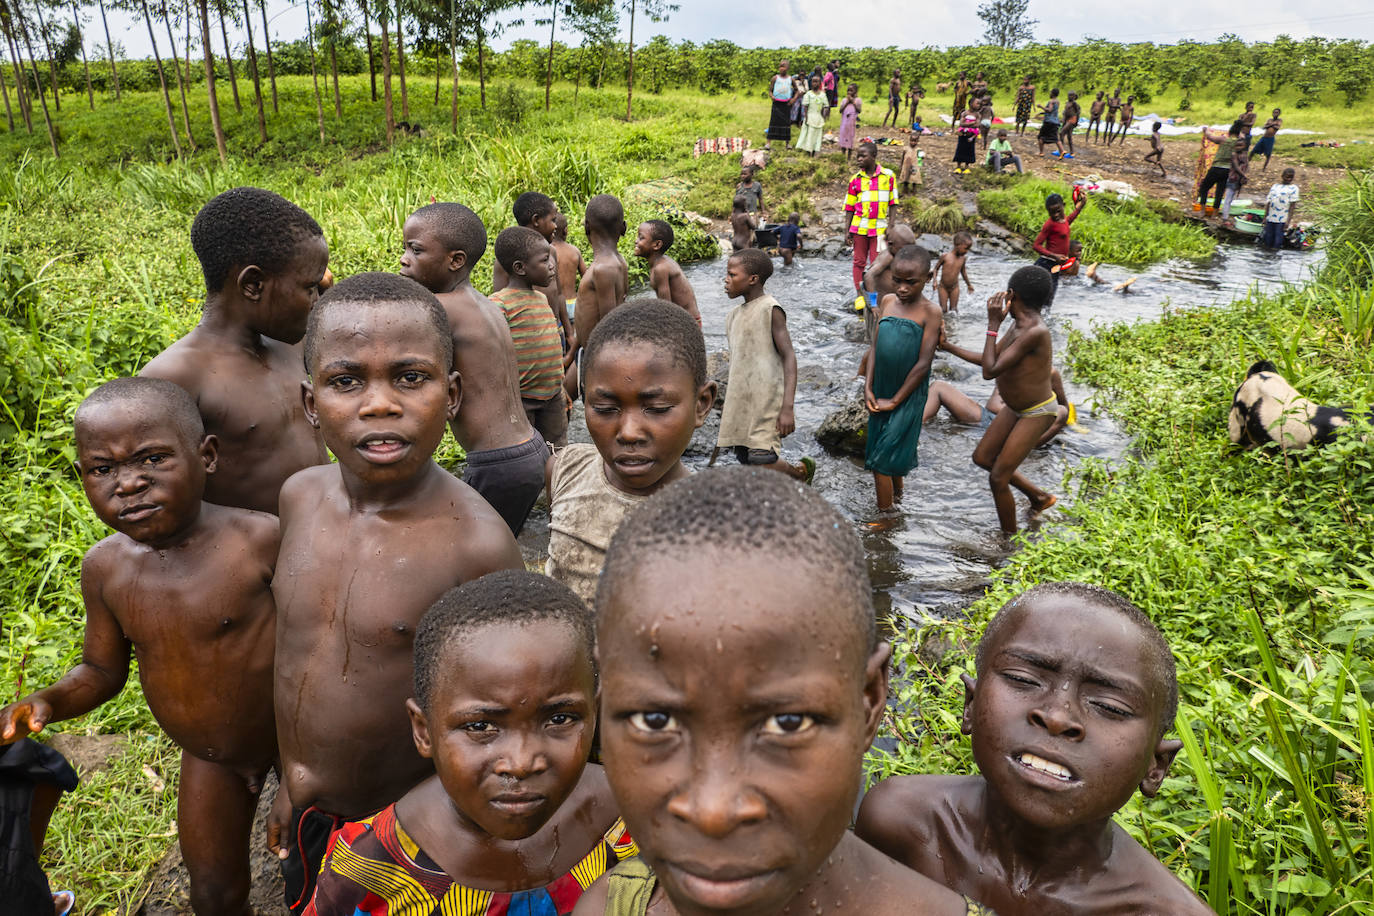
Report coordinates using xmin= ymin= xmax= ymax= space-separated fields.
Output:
xmin=1014 ymin=752 xmax=1076 ymax=782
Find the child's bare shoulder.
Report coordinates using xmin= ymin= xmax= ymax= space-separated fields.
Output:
xmin=277 ymin=462 xmax=340 ymax=517
xmin=1110 ymin=826 xmax=1217 ymax=914
xmin=858 ymin=773 xmax=978 ymax=848
xmin=841 ymin=832 xmax=972 ymax=915
xmin=428 ymin=472 xmax=524 ymax=568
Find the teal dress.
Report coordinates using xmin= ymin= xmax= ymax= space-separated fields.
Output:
xmin=865 ymin=315 xmax=931 ymax=477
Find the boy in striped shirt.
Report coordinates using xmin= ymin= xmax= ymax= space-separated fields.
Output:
xmin=845 ymin=141 xmax=900 ymax=295
xmin=492 ymin=227 xmax=569 ymax=447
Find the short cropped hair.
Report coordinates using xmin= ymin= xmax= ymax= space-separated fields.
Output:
xmin=1045 ymin=193 xmax=1064 ymax=209
xmin=599 ymin=469 xmax=875 ymax=658
xmin=1008 ymin=265 xmax=1054 ymax=312
xmin=493 ymin=226 xmax=548 ymax=274
xmin=584 ymin=194 xmax=625 ymax=234
xmin=513 ymin=191 xmax=557 ymax=227
xmin=729 ymin=247 xmax=773 ymax=284
xmin=409 ymin=202 xmax=487 ymax=264
xmin=584 ymin=299 xmax=707 ymax=389
xmin=191 ymin=187 xmax=323 ymax=293
xmin=1229 ymin=121 xmax=1243 ymax=136
xmin=76 ymin=376 xmax=205 ymax=446
xmin=975 ymin=582 xmax=1179 ymax=735
xmin=893 ymin=243 xmax=932 ymax=274
xmin=953 ymin=229 xmax=974 ymax=246
xmin=642 ymin=219 xmax=674 ymax=251
xmin=412 ymin=570 xmax=595 ymax=713
xmin=858 ymin=140 xmax=877 ymax=155
xmin=304 ymin=272 xmax=452 ymax=372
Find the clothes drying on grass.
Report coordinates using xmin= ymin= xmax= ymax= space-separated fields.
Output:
xmin=692 ymin=137 xmax=752 ymax=158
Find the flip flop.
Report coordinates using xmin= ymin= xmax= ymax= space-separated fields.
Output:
xmin=800 ymin=456 xmax=816 ymax=485
xmin=1063 ymin=153 xmax=1075 ymax=159
xmin=53 ymin=891 xmax=75 ymax=916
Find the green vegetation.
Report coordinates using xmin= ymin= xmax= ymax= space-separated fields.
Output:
xmin=873 ymin=174 xmax=1374 ymax=914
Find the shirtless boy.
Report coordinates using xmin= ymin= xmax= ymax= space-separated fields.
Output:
xmin=939 ymin=266 xmax=1058 ymax=535
xmin=1113 ymin=95 xmax=1135 ymax=146
xmin=270 ymin=272 xmax=522 ymax=913
xmin=1087 ymin=91 xmax=1105 ymax=142
xmin=1144 ymin=121 xmax=1166 ymax=176
xmin=858 ymin=582 xmax=1215 ymax=915
xmin=1238 ymin=100 xmax=1257 ymax=140
xmin=573 ymin=468 xmax=985 ymax=916
xmin=934 ymin=230 xmax=976 ymax=314
xmin=2 ymin=377 xmax=278 ymax=916
xmin=730 ymin=195 xmax=757 ymax=252
xmin=634 ymin=219 xmax=702 ymax=325
xmin=552 ymin=212 xmax=587 ymax=324
xmin=1105 ymin=86 xmax=1122 ymax=137
xmin=1253 ymin=108 xmax=1282 ymax=170
xmin=568 ymin=194 xmax=628 ymax=401
xmin=882 ymin=68 xmax=903 ymax=127
xmin=400 ymin=202 xmax=546 ymax=534
xmin=141 ymin=187 xmax=329 ymax=515
xmin=492 ymin=191 xmax=575 ymax=357
xmin=1058 ymin=91 xmax=1081 ymax=159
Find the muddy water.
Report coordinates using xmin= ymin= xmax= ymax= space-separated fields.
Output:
xmin=521 ymin=236 xmax=1321 ymax=625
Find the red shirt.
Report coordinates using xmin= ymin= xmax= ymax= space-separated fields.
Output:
xmin=1035 ymin=217 xmax=1074 ymax=257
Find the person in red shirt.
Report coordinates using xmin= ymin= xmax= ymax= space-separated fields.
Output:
xmin=1031 ymin=190 xmax=1087 ymax=305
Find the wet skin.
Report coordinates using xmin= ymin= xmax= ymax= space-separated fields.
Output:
xmin=0 ymin=401 xmax=279 ymax=915
xmin=636 ymin=225 xmax=702 ymax=325
xmin=861 ymin=226 xmax=917 ymax=298
xmin=400 ymin=215 xmax=534 ymax=453
xmin=273 ymin=301 xmax=523 ymax=820
xmin=141 ymin=235 xmax=331 ymax=516
xmin=856 ymin=595 xmax=1210 ymax=915
xmin=587 ymin=551 xmax=969 ymax=916
xmin=574 ymin=216 xmax=629 ymax=354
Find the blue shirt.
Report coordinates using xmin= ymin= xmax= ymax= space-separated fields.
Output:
xmin=777 ymin=223 xmax=801 ymax=249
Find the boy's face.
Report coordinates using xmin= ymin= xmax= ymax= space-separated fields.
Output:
xmin=892 ymin=260 xmax=929 ymax=304
xmin=303 ymin=301 xmax=459 ymax=487
xmin=855 ymin=146 xmax=876 ymax=171
xmin=955 ymin=239 xmax=972 ymax=256
xmin=399 ymin=216 xmax=460 ymax=293
xmin=254 ymin=234 xmax=329 ymax=344
xmin=739 ymin=169 xmax=751 ymax=184
xmin=516 ymin=240 xmax=556 ymax=288
xmin=599 ymin=551 xmax=889 ymax=916
xmin=633 ymin=223 xmax=661 ymax=258
xmin=407 ymin=619 xmax=595 ymax=841
xmin=1047 ymin=200 xmax=1066 ymax=221
xmin=530 ymin=206 xmax=561 ymax=242
xmin=722 ymin=258 xmax=757 ymax=299
xmin=963 ymin=596 xmax=1180 ymax=832
xmin=76 ymin=403 xmax=215 ymax=546
xmin=584 ymin=342 xmax=714 ymax=496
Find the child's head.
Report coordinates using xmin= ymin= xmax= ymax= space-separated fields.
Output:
xmin=1245 ymin=101 xmax=1255 ymax=111
xmin=303 ymin=273 xmax=457 ymax=485
xmin=732 ymin=195 xmax=749 ymax=214
xmin=787 ymin=212 xmax=800 ymax=226
xmin=908 ymin=131 xmax=920 ymax=146
xmin=739 ymin=166 xmax=754 ymax=183
xmin=1152 ymin=120 xmax=1162 ymax=132
xmin=1096 ymin=91 xmax=1104 ymax=99
xmin=855 ymin=140 xmax=877 ymax=170
xmin=811 ymin=75 xmax=821 ymax=90
xmin=512 ymin=191 xmax=560 ymax=240
xmin=581 ymin=300 xmax=714 ymax=496
xmin=1007 ymin=264 xmax=1054 ymax=314
xmin=953 ymin=230 xmax=974 ymax=254
xmin=75 ymin=377 xmax=215 ymax=545
xmin=1069 ymin=239 xmax=1083 ymax=257
xmin=886 ymin=223 xmax=916 ymax=251
xmin=1068 ymin=91 xmax=1078 ymax=100
xmin=964 ymin=582 xmax=1181 ymax=831
xmin=724 ymin=248 xmax=772 ymax=298
xmin=1050 ymin=88 xmax=1060 ymax=98
xmin=584 ymin=193 xmax=627 ymax=242
xmin=1127 ymin=95 xmax=1135 ymax=103
xmin=633 ymin=219 xmax=674 ymax=259
xmin=552 ymin=211 xmax=569 ymax=241
xmin=409 ymin=570 xmax=596 ymax=840
xmin=400 ymin=202 xmax=487 ymax=293
xmin=1228 ymin=121 xmax=1243 ymax=137
xmin=190 ymin=187 xmax=328 ymax=344
xmin=997 ymin=128 xmax=1008 ymax=140
xmin=892 ymin=244 xmax=932 ymax=302
xmin=493 ymin=226 xmax=554 ymax=288
xmin=847 ymin=82 xmax=858 ymax=95
xmin=1044 ymin=192 xmax=1065 ymax=220
xmin=596 ymin=467 xmax=886 ymax=914
xmin=1273 ymin=107 xmax=1282 ymax=116
xmin=1282 ymin=168 xmax=1296 ymax=183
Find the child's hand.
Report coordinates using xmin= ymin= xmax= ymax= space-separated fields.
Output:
xmin=986 ymin=291 xmax=1009 ymax=324
xmin=777 ymin=406 xmax=795 ymax=438
xmin=966 ymin=281 xmax=975 ymax=292
xmin=266 ymin=783 xmax=294 ymax=860
xmin=865 ymin=388 xmax=879 ymax=412
xmin=0 ymin=698 xmax=52 ymax=743
xmin=937 ymin=327 xmax=949 ymax=350
xmin=870 ymin=397 xmax=897 ymax=413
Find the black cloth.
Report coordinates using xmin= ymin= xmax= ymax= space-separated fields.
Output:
xmin=767 ymin=99 xmax=792 ymax=143
xmin=1198 ymin=165 xmax=1230 ymax=210
xmin=0 ymin=739 xmax=77 ymax=913
xmin=281 ymin=805 xmax=343 ymax=915
xmin=1038 ymin=119 xmax=1059 ymax=144
xmin=954 ymin=134 xmax=978 ymax=165
xmin=1034 ymin=256 xmax=1061 ymax=305
xmin=463 ymin=431 xmax=549 ymax=536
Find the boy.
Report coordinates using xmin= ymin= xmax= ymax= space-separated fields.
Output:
xmin=573 ymin=468 xmax=983 ymax=916
xmin=492 ymin=191 xmax=576 ymax=356
xmin=1221 ymin=139 xmax=1250 ymax=223
xmin=1032 ymin=190 xmax=1087 ymax=304
xmin=305 ymin=571 xmax=635 ymax=914
xmin=1113 ymin=95 xmax=1135 ymax=146
xmin=1144 ymin=121 xmax=1166 ymax=177
xmin=776 ymin=211 xmax=803 ymax=266
xmin=933 ymin=230 xmax=976 ymax=314
xmin=400 ymin=202 xmax=547 ymax=534
xmin=1087 ymin=91 xmax=1105 ymax=142
xmin=735 ymin=165 xmax=763 ymax=214
xmin=1260 ymin=168 xmax=1300 ymax=249
xmin=899 ymin=130 xmax=923 ymax=195
xmin=907 ymin=84 xmax=924 ymax=126
xmin=635 ymin=219 xmax=702 ymax=324
xmin=1105 ymin=86 xmax=1122 ymax=136
xmin=1253 ymin=108 xmax=1282 ymax=170
xmin=845 ymin=140 xmax=900 ymax=295
xmin=1238 ymin=100 xmax=1257 ymax=140
xmin=716 ymin=249 xmax=814 ymax=482
xmin=546 ymin=300 xmax=715 ymax=605
xmin=882 ymin=67 xmax=902 ymax=127
xmin=552 ymin=212 xmax=587 ymax=325
xmin=1058 ymin=91 xmax=1080 ymax=159
xmin=491 ymin=226 xmax=569 ymax=448
xmin=141 ymin=186 xmax=330 ymax=516
xmin=939 ymin=267 xmax=1059 ymax=535
xmin=1 ymin=377 xmax=279 ymax=916
xmin=730 ymin=195 xmax=757 ymax=252
xmin=270 ymin=273 xmax=522 ymax=913
xmin=986 ymin=128 xmax=1022 ymax=173
xmin=571 ymin=194 xmax=629 ymax=396
xmin=857 ymin=582 xmax=1214 ymax=915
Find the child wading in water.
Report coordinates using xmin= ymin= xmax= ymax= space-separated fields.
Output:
xmin=1032 ymin=190 xmax=1087 ymax=305
xmin=864 ymin=245 xmax=943 ymax=514
xmin=934 ymin=230 xmax=975 ymax=313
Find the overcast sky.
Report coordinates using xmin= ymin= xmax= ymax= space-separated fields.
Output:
xmin=89 ymin=1 xmax=1374 ymax=62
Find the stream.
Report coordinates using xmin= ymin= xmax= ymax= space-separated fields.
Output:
xmin=517 ymin=235 xmax=1322 ymax=626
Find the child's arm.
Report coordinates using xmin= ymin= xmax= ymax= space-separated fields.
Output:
xmin=1031 ymin=223 xmax=1061 ymax=261
xmin=873 ymin=304 xmax=942 ymax=412
xmin=648 ymin=262 xmax=672 ymax=302
xmin=960 ymin=258 xmax=974 ymax=292
xmin=771 ymin=306 xmax=798 ymax=438
xmin=939 ymin=328 xmax=985 ymax=365
xmin=1067 ymin=194 xmax=1087 ymax=224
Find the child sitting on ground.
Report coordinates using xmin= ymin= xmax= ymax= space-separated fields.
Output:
xmin=400 ymin=203 xmax=546 ymax=534
xmin=1032 ymin=190 xmax=1087 ymax=304
xmin=730 ymin=195 xmax=757 ymax=252
xmin=546 ymin=300 xmax=715 ymax=606
xmin=934 ymin=230 xmax=976 ymax=313
xmin=864 ymin=245 xmax=943 ymax=513
xmin=634 ymin=219 xmax=702 ymax=324
xmin=777 ymin=212 xmax=803 ymax=266
xmin=140 ymin=186 xmax=330 ymax=515
xmin=735 ymin=165 xmax=764 ymax=214
xmin=716 ymin=249 xmax=815 ymax=483
xmin=270 ymin=273 xmax=522 ymax=914
xmin=552 ymin=213 xmax=587 ymax=327
xmin=899 ymin=130 xmax=923 ymax=195
xmin=491 ymin=227 xmax=570 ymax=448
xmin=492 ymin=192 xmax=576 ymax=361
xmin=986 ymin=128 xmax=1022 ymax=173
xmin=572 ymin=468 xmax=986 ymax=916
xmin=857 ymin=582 xmax=1214 ymax=915
xmin=924 ymin=371 xmax=1071 ymax=449
xmin=939 ymin=266 xmax=1059 ymax=535
xmin=569 ymin=194 xmax=629 ymax=401
xmin=1144 ymin=121 xmax=1166 ymax=176
xmin=305 ymin=571 xmax=636 ymax=915
xmin=1 ymin=377 xmax=279 ymax=916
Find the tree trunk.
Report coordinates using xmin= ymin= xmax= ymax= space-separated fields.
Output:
xmin=475 ymin=24 xmax=485 ymax=108
xmin=574 ymin=39 xmax=584 ymax=102
xmin=31 ymin=0 xmax=59 ymax=111
xmin=543 ymin=0 xmax=554 ymax=110
xmin=304 ymin=0 xmax=323 ymax=142
xmin=3 ymin=23 xmax=32 ymax=132
xmin=625 ymin=0 xmax=635 ymax=120
xmin=394 ymin=0 xmax=406 ymax=120
xmin=447 ymin=0 xmax=455 ymax=132
xmin=257 ymin=0 xmax=275 ymax=112
xmin=96 ymin=0 xmax=118 ymax=98
xmin=432 ymin=38 xmax=438 ymax=104
xmin=378 ymin=0 xmax=392 ymax=142
xmin=218 ymin=4 xmax=240 ymax=111
xmin=240 ymin=0 xmax=265 ymax=140
xmin=160 ymin=0 xmax=197 ymax=149
xmin=71 ymin=2 xmax=93 ymax=108
xmin=596 ymin=42 xmax=606 ymax=89
xmin=325 ymin=0 xmax=339 ymax=117
xmin=361 ymin=0 xmax=375 ymax=101
xmin=0 ymin=39 xmax=13 ymax=130
xmin=195 ymin=0 xmax=227 ymax=163
xmin=140 ymin=0 xmax=181 ymax=156
xmin=16 ymin=7 xmax=56 ymax=153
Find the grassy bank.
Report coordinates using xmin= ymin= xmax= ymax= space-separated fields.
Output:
xmin=874 ymin=173 xmax=1374 ymax=915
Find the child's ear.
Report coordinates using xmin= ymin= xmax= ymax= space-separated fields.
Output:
xmin=1139 ymin=738 xmax=1183 ymax=798
xmin=237 ymin=264 xmax=265 ymax=302
xmin=406 ymin=698 xmax=435 ymax=759
xmin=301 ymin=379 xmax=319 ymax=429
xmin=447 ymin=249 xmax=467 ymax=274
xmin=694 ymin=381 xmax=718 ymax=428
xmin=200 ymin=434 xmax=219 ymax=475
xmin=860 ymin=641 xmax=893 ymax=746
xmin=445 ymin=370 xmax=462 ymax=422
xmin=960 ymin=672 xmax=978 ymax=735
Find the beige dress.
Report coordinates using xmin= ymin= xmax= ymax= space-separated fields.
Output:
xmin=717 ymin=294 xmax=785 ymax=454
xmin=546 ymin=443 xmax=649 ymax=605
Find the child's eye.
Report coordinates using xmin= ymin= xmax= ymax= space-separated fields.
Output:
xmin=328 ymin=375 xmax=358 ymax=389
xmin=628 ymin=711 xmax=677 ymax=733
xmin=88 ymin=465 xmax=111 ymax=476
xmin=144 ymin=455 xmax=166 ymax=466
xmin=548 ymin=713 xmax=579 ymax=727
xmin=462 ymin=721 xmax=494 ymax=733
xmin=762 ymin=714 xmax=815 ymax=735
xmin=1001 ymin=672 xmax=1039 ymax=688
xmin=399 ymin=371 xmax=427 ymax=385
xmin=1091 ymin=700 xmax=1133 ymax=718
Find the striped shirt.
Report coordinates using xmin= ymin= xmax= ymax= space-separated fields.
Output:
xmin=845 ymin=166 xmax=899 ymax=237
xmin=491 ymin=287 xmax=564 ymax=401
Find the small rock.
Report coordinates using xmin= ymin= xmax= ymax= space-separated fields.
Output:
xmin=815 ymin=390 xmax=869 ymax=457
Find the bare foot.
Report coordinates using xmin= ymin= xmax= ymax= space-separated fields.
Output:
xmin=1030 ymin=493 xmax=1058 ymax=514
